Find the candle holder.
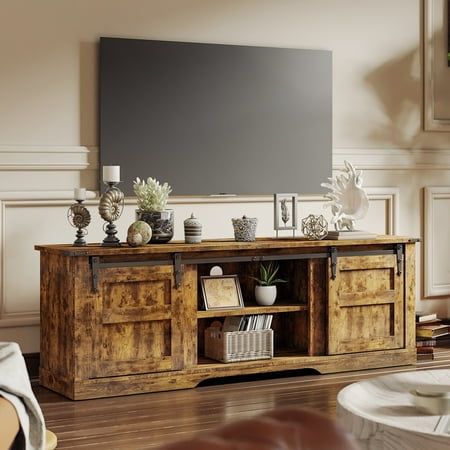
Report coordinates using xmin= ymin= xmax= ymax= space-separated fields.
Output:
xmin=99 ymin=181 xmax=124 ymax=246
xmin=67 ymin=200 xmax=91 ymax=246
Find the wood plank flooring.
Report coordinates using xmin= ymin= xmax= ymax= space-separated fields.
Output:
xmin=35 ymin=348 xmax=450 ymax=449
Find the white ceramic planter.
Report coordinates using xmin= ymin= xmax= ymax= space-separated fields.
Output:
xmin=255 ymin=285 xmax=277 ymax=306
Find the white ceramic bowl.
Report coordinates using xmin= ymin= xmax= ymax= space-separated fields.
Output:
xmin=410 ymin=386 xmax=450 ymax=415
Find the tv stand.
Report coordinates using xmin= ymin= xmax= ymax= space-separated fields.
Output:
xmin=36 ymin=236 xmax=417 ymax=400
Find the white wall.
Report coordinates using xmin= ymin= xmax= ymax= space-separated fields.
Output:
xmin=1 ymin=0 xmax=449 ymax=352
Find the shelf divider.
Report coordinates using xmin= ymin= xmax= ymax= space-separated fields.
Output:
xmin=197 ymin=302 xmax=308 ymax=318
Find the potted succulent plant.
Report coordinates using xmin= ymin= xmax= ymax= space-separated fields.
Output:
xmin=252 ymin=262 xmax=287 ymax=306
xmin=133 ymin=177 xmax=173 ymax=243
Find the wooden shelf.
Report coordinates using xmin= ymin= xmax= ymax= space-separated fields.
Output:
xmin=197 ymin=352 xmax=310 ymax=367
xmin=197 ymin=302 xmax=308 ymax=318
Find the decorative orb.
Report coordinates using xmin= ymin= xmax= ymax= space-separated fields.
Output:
xmin=126 ymin=220 xmax=152 ymax=247
xmin=301 ymin=214 xmax=328 ymax=240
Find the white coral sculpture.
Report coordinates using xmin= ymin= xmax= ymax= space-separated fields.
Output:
xmin=133 ymin=177 xmax=172 ymax=212
xmin=320 ymin=161 xmax=369 ymax=231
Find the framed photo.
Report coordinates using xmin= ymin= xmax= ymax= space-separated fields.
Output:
xmin=274 ymin=193 xmax=298 ymax=237
xmin=201 ymin=275 xmax=244 ymax=310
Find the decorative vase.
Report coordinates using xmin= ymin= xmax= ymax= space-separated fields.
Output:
xmin=255 ymin=285 xmax=277 ymax=306
xmin=184 ymin=213 xmax=202 ymax=244
xmin=232 ymin=215 xmax=258 ymax=242
xmin=136 ymin=209 xmax=174 ymax=243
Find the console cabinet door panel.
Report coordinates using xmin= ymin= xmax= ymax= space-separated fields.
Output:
xmin=89 ymin=265 xmax=192 ymax=378
xmin=328 ymin=254 xmax=404 ymax=354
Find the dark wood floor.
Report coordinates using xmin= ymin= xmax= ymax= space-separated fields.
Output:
xmin=35 ymin=349 xmax=450 ymax=449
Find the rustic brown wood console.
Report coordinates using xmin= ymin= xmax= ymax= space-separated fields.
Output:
xmin=36 ymin=237 xmax=417 ymax=400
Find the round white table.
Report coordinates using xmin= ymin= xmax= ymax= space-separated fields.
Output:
xmin=337 ymin=369 xmax=450 ymax=450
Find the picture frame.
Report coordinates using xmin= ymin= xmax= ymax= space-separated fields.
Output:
xmin=274 ymin=193 xmax=298 ymax=237
xmin=200 ymin=275 xmax=244 ymax=310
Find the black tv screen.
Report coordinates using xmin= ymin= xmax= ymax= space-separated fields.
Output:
xmin=100 ymin=37 xmax=332 ymax=196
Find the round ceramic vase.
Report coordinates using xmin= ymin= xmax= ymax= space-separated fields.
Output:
xmin=255 ymin=285 xmax=277 ymax=306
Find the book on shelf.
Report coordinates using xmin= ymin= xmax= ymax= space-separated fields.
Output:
xmin=222 ymin=314 xmax=273 ymax=332
xmin=416 ymin=324 xmax=450 ymax=338
xmin=416 ymin=312 xmax=438 ymax=323
xmin=222 ymin=316 xmax=243 ymax=332
xmin=325 ymin=230 xmax=378 ymax=240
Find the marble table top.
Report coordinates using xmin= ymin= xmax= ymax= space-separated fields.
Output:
xmin=337 ymin=369 xmax=450 ymax=450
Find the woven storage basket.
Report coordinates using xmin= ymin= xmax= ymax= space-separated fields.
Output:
xmin=205 ymin=327 xmax=273 ymax=363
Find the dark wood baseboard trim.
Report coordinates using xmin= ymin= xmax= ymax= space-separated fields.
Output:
xmin=24 ymin=352 xmax=39 ymax=382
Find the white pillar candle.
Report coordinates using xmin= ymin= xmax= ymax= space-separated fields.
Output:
xmin=74 ymin=188 xmax=86 ymax=201
xmin=102 ymin=165 xmax=120 ymax=183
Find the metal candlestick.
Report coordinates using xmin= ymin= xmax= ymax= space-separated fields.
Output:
xmin=67 ymin=200 xmax=91 ymax=246
xmin=99 ymin=181 xmax=124 ymax=247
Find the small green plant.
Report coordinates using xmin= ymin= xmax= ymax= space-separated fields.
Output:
xmin=251 ymin=262 xmax=287 ymax=286
xmin=133 ymin=177 xmax=172 ymax=212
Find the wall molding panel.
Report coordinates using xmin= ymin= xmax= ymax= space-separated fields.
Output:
xmin=0 ymin=146 xmax=98 ymax=170
xmin=424 ymin=186 xmax=450 ymax=297
xmin=1 ymin=145 xmax=450 ymax=173
xmin=0 ymin=145 xmax=448 ymax=174
xmin=334 ymin=148 xmax=450 ymax=170
xmin=423 ymin=0 xmax=450 ymax=131
xmin=364 ymin=187 xmax=399 ymax=235
xmin=1 ymin=146 xmax=450 ymax=173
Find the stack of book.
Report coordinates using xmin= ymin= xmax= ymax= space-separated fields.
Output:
xmin=222 ymin=314 xmax=273 ymax=332
xmin=416 ymin=312 xmax=450 ymax=360
xmin=416 ymin=337 xmax=436 ymax=360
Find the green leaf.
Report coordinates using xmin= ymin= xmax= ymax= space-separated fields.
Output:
xmin=267 ymin=265 xmax=279 ymax=284
xmin=271 ymin=278 xmax=287 ymax=284
xmin=251 ymin=262 xmax=287 ymax=285
xmin=260 ymin=264 xmax=268 ymax=282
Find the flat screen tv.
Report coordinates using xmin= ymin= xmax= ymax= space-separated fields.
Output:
xmin=100 ymin=37 xmax=332 ymax=196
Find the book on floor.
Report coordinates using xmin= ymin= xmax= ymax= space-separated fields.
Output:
xmin=416 ymin=312 xmax=438 ymax=323
xmin=416 ymin=324 xmax=450 ymax=338
xmin=416 ymin=346 xmax=434 ymax=354
xmin=416 ymin=352 xmax=434 ymax=361
xmin=416 ymin=338 xmax=436 ymax=347
xmin=435 ymin=333 xmax=450 ymax=347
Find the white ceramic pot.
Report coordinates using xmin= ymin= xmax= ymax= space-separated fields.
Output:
xmin=255 ymin=285 xmax=277 ymax=306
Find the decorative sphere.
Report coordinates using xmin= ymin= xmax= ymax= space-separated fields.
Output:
xmin=126 ymin=220 xmax=152 ymax=247
xmin=301 ymin=214 xmax=328 ymax=240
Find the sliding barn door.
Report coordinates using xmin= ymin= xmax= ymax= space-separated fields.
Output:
xmin=89 ymin=264 xmax=195 ymax=378
xmin=328 ymin=254 xmax=404 ymax=355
